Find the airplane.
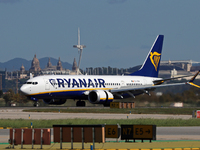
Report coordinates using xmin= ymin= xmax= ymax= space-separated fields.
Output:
xmin=20 ymin=35 xmax=200 ymax=107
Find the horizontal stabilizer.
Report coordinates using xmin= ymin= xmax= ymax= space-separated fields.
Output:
xmin=187 ymin=70 xmax=200 ymax=88
xmin=153 ymin=75 xmax=193 ymax=85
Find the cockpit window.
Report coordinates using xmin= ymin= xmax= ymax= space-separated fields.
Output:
xmin=25 ymin=82 xmax=38 ymax=85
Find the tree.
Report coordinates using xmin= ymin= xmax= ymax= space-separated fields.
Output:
xmin=3 ymin=89 xmax=15 ymax=106
xmin=0 ymin=90 xmax=3 ymax=98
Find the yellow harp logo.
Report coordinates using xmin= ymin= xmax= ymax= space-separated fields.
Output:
xmin=150 ymin=52 xmax=161 ymax=71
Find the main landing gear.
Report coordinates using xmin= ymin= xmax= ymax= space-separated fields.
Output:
xmin=76 ymin=100 xmax=86 ymax=107
xmin=33 ymin=101 xmax=39 ymax=107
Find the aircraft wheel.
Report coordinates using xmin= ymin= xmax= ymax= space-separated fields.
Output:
xmin=81 ymin=101 xmax=85 ymax=106
xmin=33 ymin=102 xmax=39 ymax=107
xmin=76 ymin=101 xmax=81 ymax=107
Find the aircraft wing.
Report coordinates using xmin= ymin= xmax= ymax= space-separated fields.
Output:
xmin=110 ymin=82 xmax=186 ymax=95
xmin=110 ymin=71 xmax=200 ymax=97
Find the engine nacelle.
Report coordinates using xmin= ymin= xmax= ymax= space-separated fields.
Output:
xmin=43 ymin=99 xmax=66 ymax=105
xmin=88 ymin=90 xmax=114 ymax=104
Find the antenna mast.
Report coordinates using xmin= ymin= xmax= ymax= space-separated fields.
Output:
xmin=73 ymin=28 xmax=86 ymax=74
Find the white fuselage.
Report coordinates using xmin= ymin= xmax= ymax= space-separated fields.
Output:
xmin=20 ymin=74 xmax=159 ymax=100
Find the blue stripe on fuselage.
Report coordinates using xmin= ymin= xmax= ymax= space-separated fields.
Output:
xmin=32 ymin=90 xmax=88 ymax=100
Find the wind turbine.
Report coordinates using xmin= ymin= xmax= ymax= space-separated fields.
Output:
xmin=73 ymin=28 xmax=86 ymax=74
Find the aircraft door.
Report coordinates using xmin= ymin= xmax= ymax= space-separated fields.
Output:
xmin=143 ymin=79 xmax=147 ymax=85
xmin=121 ymin=80 xmax=125 ymax=87
xmin=44 ymin=79 xmax=50 ymax=90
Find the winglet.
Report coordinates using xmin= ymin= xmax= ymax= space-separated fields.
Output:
xmin=189 ymin=70 xmax=200 ymax=82
xmin=187 ymin=70 xmax=200 ymax=88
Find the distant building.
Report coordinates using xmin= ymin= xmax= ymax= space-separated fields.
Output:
xmin=47 ymin=58 xmax=52 ymax=68
xmin=57 ymin=57 xmax=63 ymax=71
xmin=161 ymin=60 xmax=193 ymax=72
xmin=20 ymin=64 xmax=25 ymax=73
xmin=0 ymin=69 xmax=6 ymax=91
xmin=41 ymin=57 xmax=70 ymax=75
xmin=72 ymin=58 xmax=78 ymax=72
xmin=29 ymin=54 xmax=41 ymax=72
xmin=43 ymin=57 xmax=63 ymax=71
xmin=20 ymin=64 xmax=27 ymax=79
xmin=43 ymin=58 xmax=57 ymax=71
xmin=28 ymin=55 xmax=64 ymax=73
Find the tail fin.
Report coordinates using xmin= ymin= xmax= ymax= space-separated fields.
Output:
xmin=130 ymin=35 xmax=164 ymax=77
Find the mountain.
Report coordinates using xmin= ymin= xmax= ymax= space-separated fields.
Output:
xmin=0 ymin=57 xmax=72 ymax=72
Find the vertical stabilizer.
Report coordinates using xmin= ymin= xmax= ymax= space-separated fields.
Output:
xmin=130 ymin=35 xmax=164 ymax=77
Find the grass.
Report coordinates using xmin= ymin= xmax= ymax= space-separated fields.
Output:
xmin=1 ymin=106 xmax=200 ymax=128
xmin=23 ymin=107 xmax=200 ymax=115
xmin=1 ymin=118 xmax=200 ymax=128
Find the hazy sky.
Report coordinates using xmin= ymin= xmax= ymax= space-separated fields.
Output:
xmin=1 ymin=0 xmax=200 ymax=69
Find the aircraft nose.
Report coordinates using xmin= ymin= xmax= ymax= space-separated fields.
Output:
xmin=20 ymin=85 xmax=30 ymax=95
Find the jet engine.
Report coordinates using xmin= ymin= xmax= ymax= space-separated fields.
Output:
xmin=43 ymin=99 xmax=66 ymax=105
xmin=88 ymin=90 xmax=114 ymax=104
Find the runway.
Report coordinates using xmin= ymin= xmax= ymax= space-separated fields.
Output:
xmin=0 ymin=107 xmax=192 ymax=120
